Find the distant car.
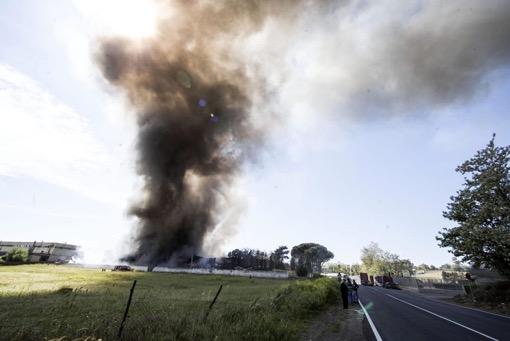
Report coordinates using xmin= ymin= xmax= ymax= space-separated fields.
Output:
xmin=112 ymin=265 xmax=132 ymax=272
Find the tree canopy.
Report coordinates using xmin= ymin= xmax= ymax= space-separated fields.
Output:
xmin=2 ymin=247 xmax=29 ymax=262
xmin=360 ymin=242 xmax=413 ymax=276
xmin=271 ymin=245 xmax=289 ymax=270
xmin=226 ymin=248 xmax=270 ymax=270
xmin=437 ymin=135 xmax=510 ymax=278
xmin=291 ymin=243 xmax=334 ymax=275
xmin=327 ymin=262 xmax=361 ymax=276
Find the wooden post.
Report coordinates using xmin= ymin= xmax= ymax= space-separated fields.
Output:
xmin=204 ymin=284 xmax=223 ymax=320
xmin=118 ymin=280 xmax=137 ymax=339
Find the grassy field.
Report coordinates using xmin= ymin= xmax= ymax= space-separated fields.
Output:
xmin=0 ymin=264 xmax=339 ymax=340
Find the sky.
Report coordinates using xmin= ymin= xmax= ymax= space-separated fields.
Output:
xmin=1 ymin=0 xmax=509 ymax=267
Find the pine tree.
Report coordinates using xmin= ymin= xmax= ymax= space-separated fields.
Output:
xmin=437 ymin=134 xmax=510 ymax=278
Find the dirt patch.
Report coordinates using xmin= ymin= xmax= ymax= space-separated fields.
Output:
xmin=301 ymin=299 xmax=367 ymax=341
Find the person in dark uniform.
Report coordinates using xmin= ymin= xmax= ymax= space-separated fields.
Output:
xmin=351 ymin=279 xmax=359 ymax=303
xmin=340 ymin=278 xmax=349 ymax=309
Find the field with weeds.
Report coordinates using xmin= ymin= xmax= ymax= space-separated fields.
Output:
xmin=0 ymin=264 xmax=339 ymax=340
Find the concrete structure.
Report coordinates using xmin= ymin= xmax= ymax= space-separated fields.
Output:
xmin=0 ymin=241 xmax=79 ymax=263
xmin=151 ymin=267 xmax=291 ymax=279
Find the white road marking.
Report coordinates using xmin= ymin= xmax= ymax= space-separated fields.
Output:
xmin=385 ymin=293 xmax=499 ymax=341
xmin=359 ymin=299 xmax=383 ymax=341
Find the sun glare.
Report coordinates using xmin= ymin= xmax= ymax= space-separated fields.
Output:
xmin=110 ymin=0 xmax=158 ymax=38
xmin=80 ymin=0 xmax=162 ymax=39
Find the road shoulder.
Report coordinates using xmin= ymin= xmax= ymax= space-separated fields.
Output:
xmin=301 ymin=300 xmax=367 ymax=341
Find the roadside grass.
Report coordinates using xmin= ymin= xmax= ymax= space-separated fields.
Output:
xmin=451 ymin=280 xmax=510 ymax=316
xmin=0 ymin=265 xmax=339 ymax=340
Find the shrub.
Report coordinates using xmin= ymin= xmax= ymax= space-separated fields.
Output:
xmin=4 ymin=248 xmax=29 ymax=262
xmin=453 ymin=280 xmax=510 ymax=315
xmin=271 ymin=277 xmax=339 ymax=318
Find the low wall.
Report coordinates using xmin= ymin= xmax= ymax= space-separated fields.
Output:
xmin=151 ymin=267 xmax=290 ymax=279
xmin=393 ymin=277 xmax=419 ymax=291
xmin=393 ymin=276 xmax=465 ymax=295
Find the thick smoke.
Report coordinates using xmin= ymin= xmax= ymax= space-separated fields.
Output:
xmin=96 ymin=0 xmax=510 ymax=266
xmin=96 ymin=2 xmax=275 ymax=266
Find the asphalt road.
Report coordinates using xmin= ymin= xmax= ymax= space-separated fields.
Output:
xmin=358 ymin=286 xmax=510 ymax=341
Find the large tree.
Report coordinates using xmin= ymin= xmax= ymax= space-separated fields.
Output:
xmin=437 ymin=135 xmax=510 ymax=278
xmin=272 ymin=245 xmax=289 ymax=270
xmin=291 ymin=243 xmax=334 ymax=275
xmin=360 ymin=242 xmax=413 ymax=276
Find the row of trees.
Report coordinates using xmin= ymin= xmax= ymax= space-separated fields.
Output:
xmin=226 ymin=246 xmax=290 ymax=271
xmin=416 ymin=260 xmax=469 ymax=272
xmin=326 ymin=262 xmax=361 ymax=276
xmin=226 ymin=243 xmax=334 ymax=276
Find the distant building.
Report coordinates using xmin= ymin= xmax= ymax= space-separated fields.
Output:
xmin=0 ymin=241 xmax=79 ymax=263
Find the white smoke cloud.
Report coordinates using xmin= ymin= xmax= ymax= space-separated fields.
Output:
xmin=235 ymin=0 xmax=510 ymax=127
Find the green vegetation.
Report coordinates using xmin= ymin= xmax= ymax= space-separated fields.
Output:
xmin=327 ymin=262 xmax=361 ymax=276
xmin=360 ymin=242 xmax=413 ymax=276
xmin=452 ymin=281 xmax=510 ymax=316
xmin=0 ymin=264 xmax=339 ymax=340
xmin=1 ymin=247 xmax=29 ymax=262
xmin=291 ymin=243 xmax=334 ymax=275
xmin=437 ymin=135 xmax=510 ymax=278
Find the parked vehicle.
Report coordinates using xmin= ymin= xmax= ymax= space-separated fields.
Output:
xmin=112 ymin=265 xmax=132 ymax=272
xmin=360 ymin=272 xmax=373 ymax=285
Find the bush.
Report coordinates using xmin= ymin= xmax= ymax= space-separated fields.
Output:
xmin=4 ymin=248 xmax=29 ymax=262
xmin=453 ymin=280 xmax=510 ymax=315
xmin=271 ymin=277 xmax=339 ymax=318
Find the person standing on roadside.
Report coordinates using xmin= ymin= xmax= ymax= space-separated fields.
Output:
xmin=351 ymin=279 xmax=359 ymax=303
xmin=340 ymin=279 xmax=349 ymax=309
xmin=347 ymin=278 xmax=354 ymax=303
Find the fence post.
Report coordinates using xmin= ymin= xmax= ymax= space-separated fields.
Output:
xmin=204 ymin=284 xmax=223 ymax=320
xmin=118 ymin=280 xmax=137 ymax=339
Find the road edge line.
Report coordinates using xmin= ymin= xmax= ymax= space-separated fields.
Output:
xmin=385 ymin=293 xmax=499 ymax=341
xmin=359 ymin=299 xmax=383 ymax=341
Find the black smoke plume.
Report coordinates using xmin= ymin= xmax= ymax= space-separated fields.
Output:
xmin=95 ymin=1 xmax=289 ymax=267
xmin=95 ymin=0 xmax=510 ymax=267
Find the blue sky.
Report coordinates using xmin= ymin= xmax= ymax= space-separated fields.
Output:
xmin=1 ymin=0 xmax=509 ymax=267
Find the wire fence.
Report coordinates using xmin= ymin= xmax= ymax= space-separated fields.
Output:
xmin=1 ymin=275 xmax=300 ymax=341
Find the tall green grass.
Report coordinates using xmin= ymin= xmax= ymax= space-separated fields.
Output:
xmin=0 ymin=265 xmax=339 ymax=340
